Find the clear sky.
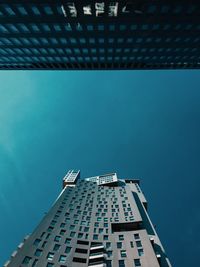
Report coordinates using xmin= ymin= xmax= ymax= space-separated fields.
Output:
xmin=0 ymin=70 xmax=200 ymax=266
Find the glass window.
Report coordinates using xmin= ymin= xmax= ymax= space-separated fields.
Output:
xmin=70 ymin=231 xmax=76 ymax=237
xmin=120 ymin=25 xmax=126 ymax=31
xmin=134 ymin=259 xmax=141 ymax=266
xmin=3 ymin=5 xmax=15 ymax=15
xmin=59 ymin=255 xmax=67 ymax=263
xmin=65 ymin=238 xmax=71 ymax=244
xmin=106 ymin=260 xmax=112 ymax=267
xmin=0 ymin=25 xmax=8 ymax=33
xmin=47 ymin=252 xmax=54 ymax=260
xmin=34 ymin=249 xmax=42 ymax=256
xmin=87 ymin=25 xmax=93 ymax=31
xmin=53 ymin=24 xmax=61 ymax=31
xmin=22 ymin=256 xmax=32 ymax=264
xmin=119 ymin=235 xmax=124 ymax=241
xmin=54 ymin=235 xmax=61 ymax=242
xmin=93 ymin=234 xmax=98 ymax=240
xmin=78 ymin=233 xmax=83 ymax=238
xmin=43 ymin=5 xmax=53 ymax=15
xmin=136 ymin=241 xmax=142 ymax=247
xmin=30 ymin=24 xmax=40 ymax=32
xmin=80 ymin=38 xmax=86 ymax=44
xmin=117 ymin=242 xmax=122 ymax=248
xmin=31 ymin=6 xmax=41 ymax=15
xmin=120 ymin=250 xmax=127 ymax=257
xmin=118 ymin=260 xmax=125 ymax=267
xmin=98 ymin=24 xmax=104 ymax=31
xmin=104 ymin=235 xmax=108 ymax=240
xmin=138 ymin=248 xmax=144 ymax=256
xmin=17 ymin=23 xmax=29 ymax=32
xmin=107 ymin=251 xmax=112 ymax=257
xmin=6 ymin=24 xmax=19 ymax=33
xmin=33 ymin=239 xmax=41 ymax=246
xmin=53 ymin=244 xmax=60 ymax=251
xmin=65 ymin=246 xmax=72 ymax=253
xmin=16 ymin=5 xmax=28 ymax=15
xmin=109 ymin=25 xmax=115 ymax=31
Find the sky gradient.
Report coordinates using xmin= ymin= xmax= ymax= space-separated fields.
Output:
xmin=0 ymin=70 xmax=200 ymax=266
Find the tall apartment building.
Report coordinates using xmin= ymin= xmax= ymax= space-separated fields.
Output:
xmin=0 ymin=1 xmax=200 ymax=70
xmin=4 ymin=170 xmax=171 ymax=267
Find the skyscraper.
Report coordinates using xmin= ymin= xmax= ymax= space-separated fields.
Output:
xmin=4 ymin=170 xmax=171 ymax=267
xmin=0 ymin=1 xmax=200 ymax=70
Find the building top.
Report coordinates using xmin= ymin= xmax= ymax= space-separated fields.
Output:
xmin=63 ymin=170 xmax=80 ymax=187
xmin=0 ymin=1 xmax=200 ymax=70
xmin=85 ymin=172 xmax=118 ymax=185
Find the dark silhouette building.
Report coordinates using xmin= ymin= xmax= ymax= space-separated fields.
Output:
xmin=0 ymin=1 xmax=200 ymax=70
xmin=4 ymin=170 xmax=171 ymax=267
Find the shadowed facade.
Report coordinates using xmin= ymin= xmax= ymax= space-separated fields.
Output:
xmin=0 ymin=1 xmax=200 ymax=70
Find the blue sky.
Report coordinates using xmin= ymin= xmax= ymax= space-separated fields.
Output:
xmin=0 ymin=70 xmax=200 ymax=266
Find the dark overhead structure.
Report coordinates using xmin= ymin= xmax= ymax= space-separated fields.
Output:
xmin=0 ymin=1 xmax=200 ymax=70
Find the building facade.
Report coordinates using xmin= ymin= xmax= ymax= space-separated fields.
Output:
xmin=4 ymin=170 xmax=171 ymax=267
xmin=0 ymin=1 xmax=200 ymax=70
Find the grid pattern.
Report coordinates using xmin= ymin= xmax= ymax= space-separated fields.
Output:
xmin=5 ymin=172 xmax=171 ymax=267
xmin=0 ymin=1 xmax=200 ymax=70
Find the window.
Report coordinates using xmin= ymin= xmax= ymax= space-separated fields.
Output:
xmin=34 ymin=249 xmax=42 ymax=257
xmin=136 ymin=241 xmax=142 ymax=247
xmin=46 ymin=263 xmax=54 ymax=267
xmin=47 ymin=252 xmax=54 ymax=260
xmin=70 ymin=231 xmax=76 ymax=237
xmin=54 ymin=236 xmax=61 ymax=242
xmin=134 ymin=259 xmax=141 ymax=266
xmin=130 ymin=241 xmax=134 ymax=248
xmin=104 ymin=235 xmax=108 ymax=240
xmin=59 ymin=255 xmax=67 ymax=263
xmin=60 ymin=229 xmax=66 ymax=236
xmin=77 ymin=240 xmax=89 ymax=245
xmin=22 ymin=256 xmax=32 ymax=264
xmin=106 ymin=260 xmax=112 ymax=267
xmin=117 ymin=242 xmax=122 ymax=249
xmin=78 ymin=233 xmax=83 ymax=238
xmin=120 ymin=250 xmax=127 ymax=257
xmin=93 ymin=234 xmax=98 ymax=240
xmin=42 ymin=241 xmax=47 ymax=248
xmin=65 ymin=246 xmax=72 ymax=253
xmin=134 ymin=233 xmax=140 ymax=240
xmin=65 ymin=238 xmax=71 ymax=244
xmin=33 ymin=239 xmax=41 ymax=246
xmin=138 ymin=248 xmax=144 ymax=256
xmin=75 ymin=248 xmax=87 ymax=254
xmin=53 ymin=244 xmax=60 ymax=251
xmin=73 ymin=257 xmax=87 ymax=263
xmin=47 ymin=226 xmax=53 ymax=232
xmin=119 ymin=260 xmax=125 ymax=267
xmin=119 ymin=235 xmax=124 ymax=241
xmin=107 ymin=251 xmax=112 ymax=257
xmin=60 ymin=223 xmax=65 ymax=228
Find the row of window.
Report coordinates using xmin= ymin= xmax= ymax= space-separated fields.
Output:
xmin=0 ymin=36 xmax=200 ymax=46
xmin=0 ymin=3 xmax=198 ymax=17
xmin=0 ymin=22 xmax=199 ymax=34
xmin=0 ymin=48 xmax=198 ymax=58
xmin=1 ymin=55 xmax=198 ymax=64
